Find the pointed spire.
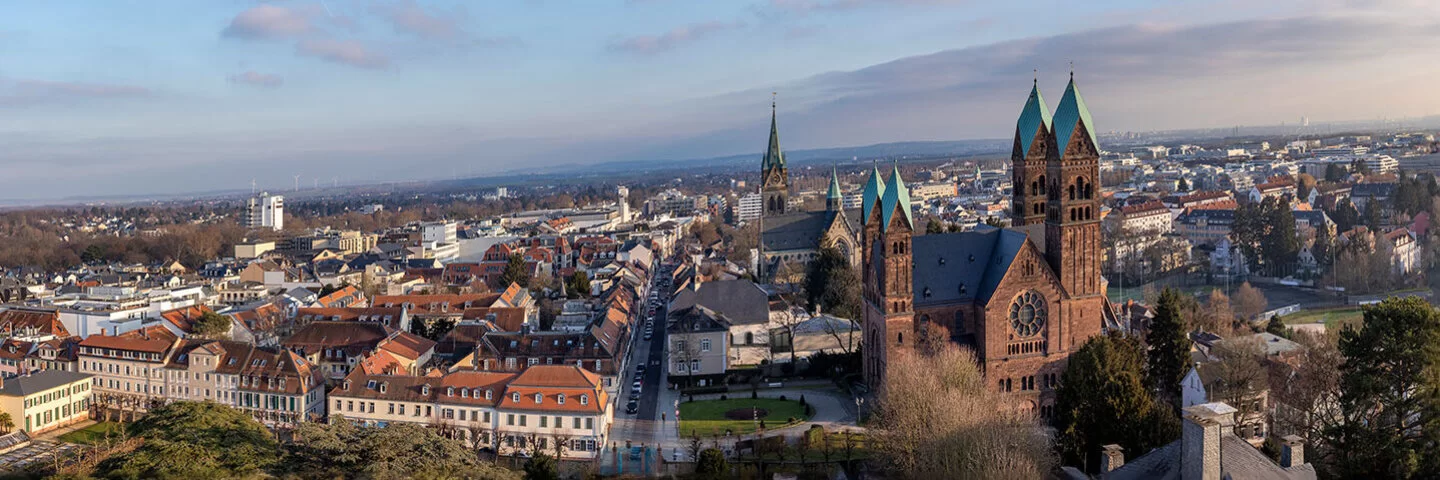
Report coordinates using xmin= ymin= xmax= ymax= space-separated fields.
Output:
xmin=1053 ymin=73 xmax=1098 ymax=156
xmin=861 ymin=163 xmax=886 ymax=225
xmin=763 ymin=93 xmax=784 ymax=171
xmin=827 ymin=167 xmax=841 ymax=200
xmin=1016 ymin=78 xmax=1053 ymax=156
xmin=881 ymin=163 xmax=914 ymax=230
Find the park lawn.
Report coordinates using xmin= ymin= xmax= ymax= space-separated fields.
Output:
xmin=57 ymin=421 xmax=125 ymax=445
xmin=679 ymin=398 xmax=809 ymax=438
xmin=1282 ymin=307 xmax=1363 ymax=330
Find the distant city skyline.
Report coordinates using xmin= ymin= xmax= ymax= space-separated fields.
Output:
xmin=3 ymin=0 xmax=1440 ymax=199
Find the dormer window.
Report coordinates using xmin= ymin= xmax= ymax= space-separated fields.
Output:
xmin=379 ymin=382 xmax=388 ymax=393
xmin=579 ymin=394 xmax=588 ymax=405
xmin=557 ymin=394 xmax=566 ymax=405
xmin=421 ymin=385 xmax=431 ymax=395
xmin=512 ymin=392 xmax=520 ymax=403
xmin=343 ymin=380 xmax=351 ymax=390
xmin=447 ymin=387 xmax=454 ymax=397
xmin=486 ymin=389 xmax=494 ymax=400
xmin=534 ymin=393 xmax=543 ymax=404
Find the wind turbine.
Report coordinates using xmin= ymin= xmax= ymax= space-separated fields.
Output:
xmin=293 ymin=173 xmax=302 ymax=193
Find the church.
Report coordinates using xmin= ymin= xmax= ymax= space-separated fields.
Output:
xmin=861 ymin=75 xmax=1119 ymax=418
xmin=756 ymin=103 xmax=859 ymax=283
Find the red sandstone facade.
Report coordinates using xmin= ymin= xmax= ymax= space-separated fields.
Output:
xmin=862 ymin=76 xmax=1108 ymax=419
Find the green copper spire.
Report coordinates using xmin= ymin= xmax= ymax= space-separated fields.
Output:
xmin=1053 ymin=74 xmax=1098 ymax=155
xmin=827 ymin=168 xmax=841 ymax=200
xmin=762 ymin=98 xmax=785 ymax=171
xmin=880 ymin=164 xmax=914 ymax=230
xmin=862 ymin=164 xmax=885 ymax=224
xmin=1016 ymin=78 xmax=1052 ymax=156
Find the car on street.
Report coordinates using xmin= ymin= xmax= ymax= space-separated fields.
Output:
xmin=626 ymin=401 xmax=639 ymax=414
xmin=643 ymin=331 xmax=652 ymax=340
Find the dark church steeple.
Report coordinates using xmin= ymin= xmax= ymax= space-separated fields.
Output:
xmin=761 ymin=96 xmax=789 ymax=216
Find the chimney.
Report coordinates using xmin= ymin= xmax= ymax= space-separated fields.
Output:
xmin=1100 ymin=444 xmax=1125 ymax=473
xmin=1182 ymin=402 xmax=1235 ymax=480
xmin=1280 ymin=435 xmax=1305 ymax=469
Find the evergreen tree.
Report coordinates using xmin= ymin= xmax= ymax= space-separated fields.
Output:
xmin=1326 ymin=297 xmax=1440 ymax=478
xmin=1266 ymin=315 xmax=1287 ymax=337
xmin=925 ymin=217 xmax=945 ymax=234
xmin=1147 ymin=288 xmax=1193 ymax=405
xmin=1055 ymin=332 xmax=1179 ymax=472
xmin=804 ymin=244 xmax=862 ymax=319
xmin=1363 ymin=200 xmax=1383 ymax=232
xmin=498 ymin=253 xmax=531 ymax=290
xmin=1262 ymin=196 xmax=1300 ymax=275
xmin=696 ymin=448 xmax=730 ymax=478
xmin=566 ymin=271 xmax=590 ymax=298
xmin=1331 ymin=198 xmax=1361 ymax=233
xmin=522 ymin=452 xmax=559 ymax=480
xmin=192 ymin=311 xmax=232 ymax=338
xmin=1176 ymin=177 xmax=1190 ymax=192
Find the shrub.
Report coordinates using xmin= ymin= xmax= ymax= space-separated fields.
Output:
xmin=719 ymin=394 xmax=727 ymax=401
xmin=752 ymin=389 xmax=758 ymax=400
xmin=779 ymin=395 xmax=787 ymax=401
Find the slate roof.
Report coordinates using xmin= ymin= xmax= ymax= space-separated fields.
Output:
xmin=1106 ymin=433 xmax=1315 ymax=480
xmin=1016 ymin=81 xmax=1052 ymax=155
xmin=761 ymin=210 xmax=855 ymax=252
xmin=0 ymin=370 xmax=90 ymax=397
xmin=1053 ymin=77 xmax=1097 ymax=154
xmin=670 ymin=280 xmax=770 ymax=325
xmin=1351 ymin=182 xmax=1396 ymax=197
xmin=911 ymin=227 xmax=1029 ymax=307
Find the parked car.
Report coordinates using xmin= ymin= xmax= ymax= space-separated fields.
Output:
xmin=626 ymin=401 xmax=639 ymax=414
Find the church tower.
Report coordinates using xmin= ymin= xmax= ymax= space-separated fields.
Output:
xmin=1013 ymin=79 xmax=1054 ymax=226
xmin=826 ymin=168 xmax=843 ymax=212
xmin=1046 ymin=74 xmax=1102 ymax=298
xmin=861 ymin=165 xmax=915 ymax=391
xmin=761 ymin=100 xmax=789 ymax=217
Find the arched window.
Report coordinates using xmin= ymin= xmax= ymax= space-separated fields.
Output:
xmin=1038 ymin=175 xmax=1046 ymax=194
xmin=1068 ymin=184 xmax=1076 ymax=200
xmin=1030 ymin=181 xmax=1039 ymax=196
xmin=896 ymin=331 xmax=903 ymax=345
xmin=745 ymin=332 xmax=755 ymax=345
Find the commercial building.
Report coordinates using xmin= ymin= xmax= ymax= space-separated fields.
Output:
xmin=245 ymin=193 xmax=284 ymax=231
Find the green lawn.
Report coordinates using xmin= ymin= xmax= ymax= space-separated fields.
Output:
xmin=1282 ymin=307 xmax=1363 ymax=331
xmin=57 ymin=421 xmax=125 ymax=445
xmin=679 ymin=398 xmax=810 ymax=438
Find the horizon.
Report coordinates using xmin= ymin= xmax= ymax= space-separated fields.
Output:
xmin=5 ymin=0 xmax=1440 ymax=199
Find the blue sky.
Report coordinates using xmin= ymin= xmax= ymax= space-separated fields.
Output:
xmin=2 ymin=0 xmax=1439 ymax=199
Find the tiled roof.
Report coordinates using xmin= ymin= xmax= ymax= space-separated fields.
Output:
xmin=159 ymin=305 xmax=213 ymax=334
xmin=1119 ymin=200 xmax=1168 ymax=216
xmin=296 ymin=307 xmax=405 ymax=329
xmin=460 ymin=307 xmax=526 ymax=332
xmin=79 ymin=325 xmax=178 ymax=354
xmin=374 ymin=293 xmax=501 ymax=314
xmin=0 ymin=308 xmax=68 ymax=337
xmin=378 ymin=332 xmax=436 ymax=361
xmin=0 ymin=370 xmax=91 ymax=397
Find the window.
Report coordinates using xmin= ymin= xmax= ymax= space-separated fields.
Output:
xmin=691 ymin=359 xmax=700 ymax=372
xmin=540 ymin=416 xmax=548 ymax=428
xmin=507 ymin=414 xmax=514 ymax=426
xmin=579 ymin=395 xmax=588 ymax=405
xmin=534 ymin=393 xmax=543 ymax=404
xmin=519 ymin=415 xmax=527 ymax=427
xmin=557 ymin=394 xmax=566 ymax=405
xmin=486 ymin=390 xmax=493 ymax=400
xmin=512 ymin=392 xmax=521 ymax=403
xmin=573 ymin=417 xmax=581 ymax=429
xmin=447 ymin=387 xmax=454 ymax=397
xmin=585 ymin=418 xmax=594 ymax=429
xmin=1008 ymin=290 xmax=1047 ymax=338
xmin=700 ymin=339 xmax=711 ymax=352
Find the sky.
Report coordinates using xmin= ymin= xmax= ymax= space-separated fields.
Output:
xmin=3 ymin=0 xmax=1440 ymax=200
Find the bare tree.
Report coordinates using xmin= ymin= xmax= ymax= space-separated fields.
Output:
xmin=1270 ymin=330 xmax=1343 ymax=466
xmin=1233 ymin=282 xmax=1268 ymax=324
xmin=872 ymin=344 xmax=1056 ymax=479
xmin=1207 ymin=336 xmax=1268 ymax=436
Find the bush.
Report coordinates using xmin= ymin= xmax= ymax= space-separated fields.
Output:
xmin=779 ymin=395 xmax=787 ymax=401
xmin=696 ymin=448 xmax=729 ymax=478
xmin=752 ymin=389 xmax=758 ymax=400
xmin=719 ymin=395 xmax=727 ymax=401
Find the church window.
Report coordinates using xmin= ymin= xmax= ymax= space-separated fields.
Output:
xmin=1030 ymin=181 xmax=1039 ymax=196
xmin=1008 ymin=290 xmax=1047 ymax=338
xmin=896 ymin=332 xmax=903 ymax=345
xmin=1068 ymin=184 xmax=1075 ymax=201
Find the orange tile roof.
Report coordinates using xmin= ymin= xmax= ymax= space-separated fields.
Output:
xmin=79 ymin=325 xmax=178 ymax=354
xmin=160 ymin=305 xmax=214 ymax=334
xmin=0 ymin=308 xmax=69 ymax=338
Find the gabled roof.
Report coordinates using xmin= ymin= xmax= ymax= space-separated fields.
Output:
xmin=0 ymin=370 xmax=91 ymax=397
xmin=862 ymin=166 xmax=885 ymax=224
xmin=1016 ymin=80 xmax=1052 ymax=155
xmin=1052 ymin=76 xmax=1097 ymax=155
xmin=0 ymin=308 xmax=68 ymax=338
xmin=670 ymin=280 xmax=770 ymax=325
xmin=911 ymin=228 xmax=1029 ymax=307
xmin=880 ymin=165 xmax=914 ymax=230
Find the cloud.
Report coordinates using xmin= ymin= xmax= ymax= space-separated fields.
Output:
xmin=227 ymin=71 xmax=284 ymax=88
xmin=221 ymin=4 xmax=312 ymax=40
xmin=375 ymin=0 xmax=463 ymax=40
xmin=0 ymin=79 xmax=152 ymax=106
xmin=296 ymin=39 xmax=389 ymax=69
xmin=763 ymin=0 xmax=966 ymax=16
xmin=609 ymin=21 xmax=745 ymax=54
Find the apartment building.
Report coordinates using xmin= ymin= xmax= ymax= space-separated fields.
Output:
xmin=0 ymin=370 xmax=93 ymax=434
xmin=327 ymin=365 xmax=612 ymax=459
xmin=245 ymin=192 xmax=284 ymax=231
xmin=281 ymin=321 xmax=435 ymax=383
xmin=77 ymin=328 xmax=327 ymax=428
